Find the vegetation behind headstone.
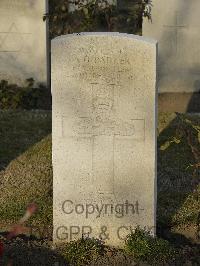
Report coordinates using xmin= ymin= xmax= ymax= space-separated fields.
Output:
xmin=47 ymin=0 xmax=151 ymax=39
xmin=0 ymin=79 xmax=51 ymax=110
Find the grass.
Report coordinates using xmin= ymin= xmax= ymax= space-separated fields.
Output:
xmin=0 ymin=110 xmax=51 ymax=171
xmin=0 ymin=110 xmax=52 ymax=231
xmin=0 ymin=135 xmax=53 ymax=232
xmin=157 ymin=113 xmax=200 ymax=227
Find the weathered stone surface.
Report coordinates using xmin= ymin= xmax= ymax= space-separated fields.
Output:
xmin=0 ymin=0 xmax=47 ymax=85
xmin=52 ymin=32 xmax=157 ymax=246
xmin=143 ymin=0 xmax=200 ymax=93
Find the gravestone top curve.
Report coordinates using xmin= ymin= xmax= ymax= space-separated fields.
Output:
xmin=52 ymin=32 xmax=157 ymax=45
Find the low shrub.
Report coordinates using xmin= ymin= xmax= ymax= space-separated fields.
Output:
xmin=124 ymin=227 xmax=180 ymax=265
xmin=59 ymin=237 xmax=106 ymax=266
xmin=0 ymin=79 xmax=51 ymax=110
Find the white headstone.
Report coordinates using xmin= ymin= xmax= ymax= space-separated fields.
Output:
xmin=0 ymin=0 xmax=47 ymax=85
xmin=52 ymin=33 xmax=157 ymax=246
xmin=143 ymin=0 xmax=200 ymax=93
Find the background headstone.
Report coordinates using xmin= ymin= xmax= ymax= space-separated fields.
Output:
xmin=143 ymin=0 xmax=200 ymax=93
xmin=52 ymin=33 xmax=157 ymax=246
xmin=0 ymin=0 xmax=47 ymax=85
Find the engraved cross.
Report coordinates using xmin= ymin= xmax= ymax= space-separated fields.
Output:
xmin=163 ymin=11 xmax=187 ymax=54
xmin=62 ymin=83 xmax=145 ymax=195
